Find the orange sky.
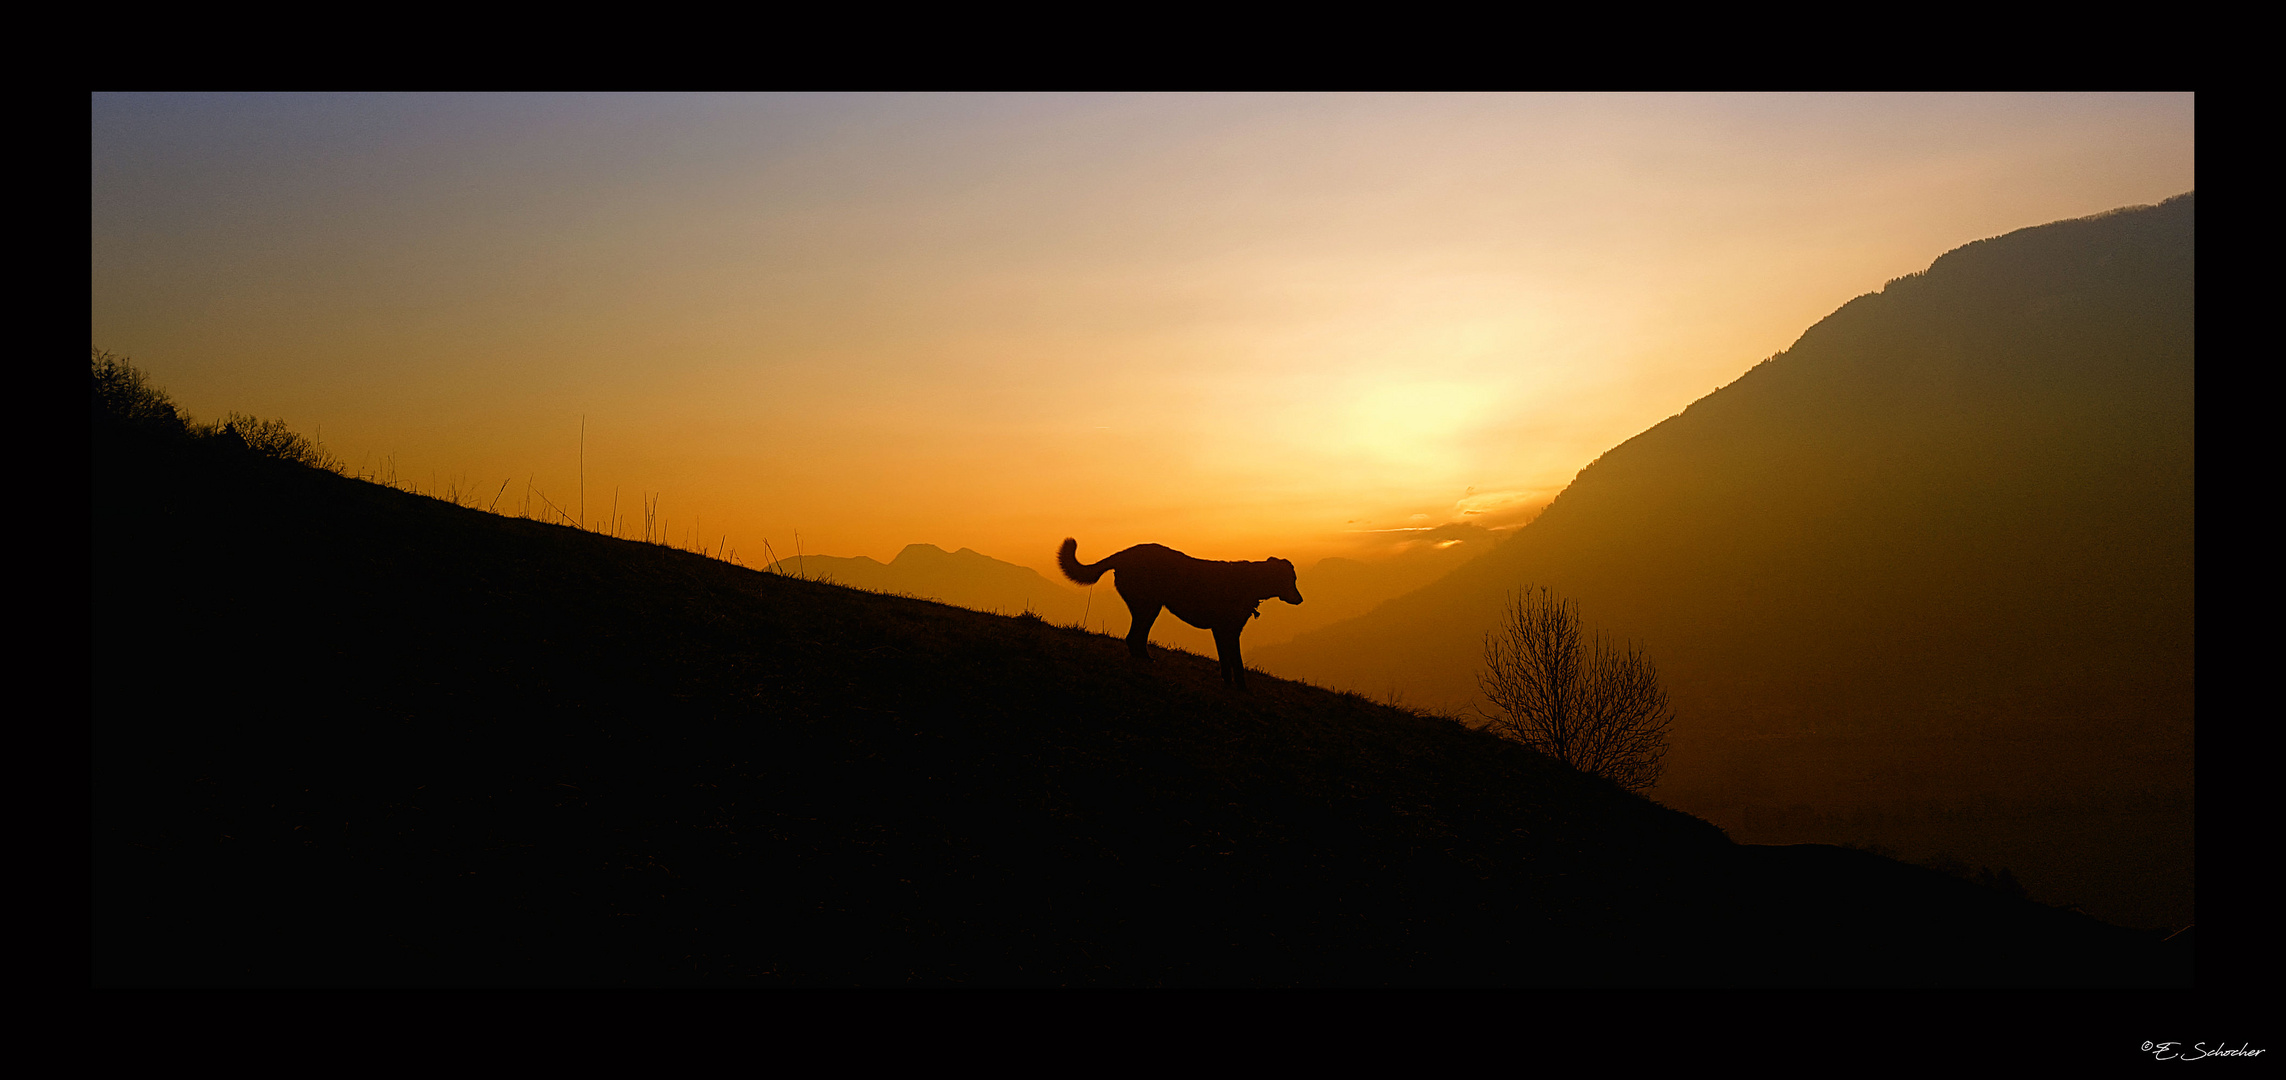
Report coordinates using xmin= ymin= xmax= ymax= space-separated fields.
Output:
xmin=92 ymin=93 xmax=2194 ymax=574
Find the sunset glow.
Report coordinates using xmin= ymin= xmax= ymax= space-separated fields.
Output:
xmin=91 ymin=93 xmax=2194 ymax=571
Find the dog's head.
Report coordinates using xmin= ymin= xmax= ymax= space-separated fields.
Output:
xmin=1265 ymin=557 xmax=1302 ymax=606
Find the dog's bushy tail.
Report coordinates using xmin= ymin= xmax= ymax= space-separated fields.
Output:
xmin=1058 ymin=538 xmax=1108 ymax=585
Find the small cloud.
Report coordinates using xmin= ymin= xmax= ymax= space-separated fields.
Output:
xmin=1452 ymin=488 xmax=1558 ymax=529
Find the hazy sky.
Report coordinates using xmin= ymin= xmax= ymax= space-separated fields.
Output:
xmin=91 ymin=92 xmax=2194 ymax=571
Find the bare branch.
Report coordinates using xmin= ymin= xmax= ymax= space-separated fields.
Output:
xmin=1478 ymin=588 xmax=1672 ymax=792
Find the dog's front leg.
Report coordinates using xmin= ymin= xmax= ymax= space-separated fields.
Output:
xmin=1213 ymin=625 xmax=1247 ymax=690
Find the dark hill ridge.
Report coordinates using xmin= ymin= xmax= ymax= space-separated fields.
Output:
xmin=765 ymin=543 xmax=1090 ymax=625
xmin=93 ymin=428 xmax=2185 ymax=985
xmin=761 ymin=523 xmax=1504 ymax=654
xmin=1256 ymin=194 xmax=2194 ymax=930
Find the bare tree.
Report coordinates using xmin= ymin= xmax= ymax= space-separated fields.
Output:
xmin=1478 ymin=587 xmax=1672 ymax=792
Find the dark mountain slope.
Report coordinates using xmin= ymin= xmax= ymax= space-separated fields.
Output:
xmin=1255 ymin=195 xmax=2194 ymax=928
xmin=92 ymin=426 xmax=2184 ymax=986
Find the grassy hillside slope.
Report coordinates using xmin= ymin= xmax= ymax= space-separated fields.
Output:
xmin=92 ymin=421 xmax=2185 ymax=986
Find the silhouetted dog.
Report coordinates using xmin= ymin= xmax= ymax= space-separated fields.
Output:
xmin=1058 ymin=538 xmax=1303 ymax=690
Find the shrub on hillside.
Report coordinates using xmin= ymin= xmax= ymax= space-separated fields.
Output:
xmin=91 ymin=348 xmax=188 ymax=435
xmin=1478 ymin=586 xmax=1673 ymax=793
xmin=91 ymin=348 xmax=340 ymax=472
xmin=216 ymin=412 xmax=341 ymax=471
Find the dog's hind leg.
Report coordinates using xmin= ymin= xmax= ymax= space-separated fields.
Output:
xmin=1126 ymin=602 xmax=1161 ymax=660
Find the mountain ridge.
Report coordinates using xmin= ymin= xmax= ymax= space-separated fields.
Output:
xmin=769 ymin=524 xmax=1509 ymax=653
xmin=1256 ymin=193 xmax=2194 ymax=928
